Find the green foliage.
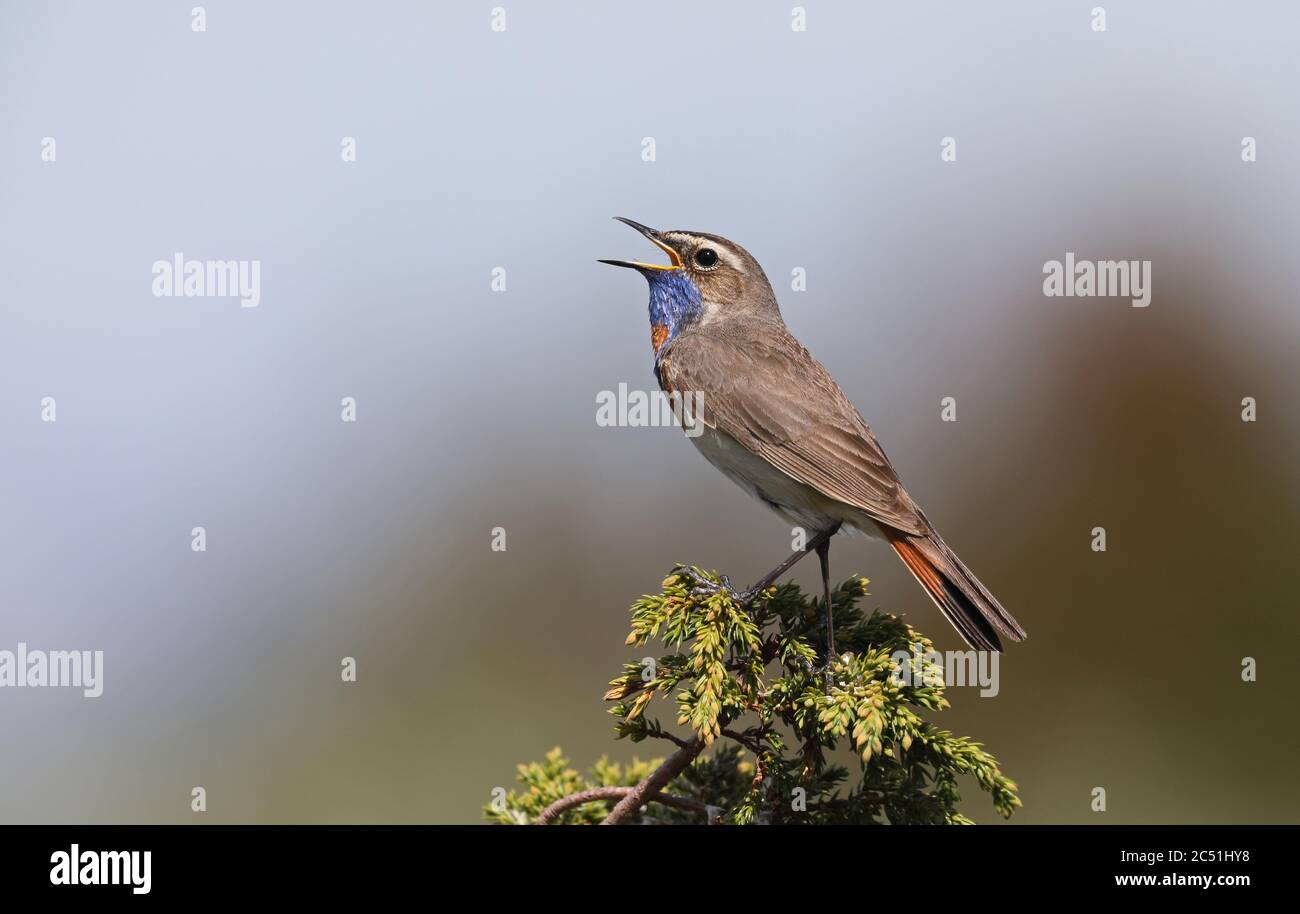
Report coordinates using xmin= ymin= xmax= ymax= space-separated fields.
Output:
xmin=489 ymin=566 xmax=1021 ymax=825
xmin=483 ymin=748 xmax=662 ymax=825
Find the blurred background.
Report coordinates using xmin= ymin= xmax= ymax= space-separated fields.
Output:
xmin=1 ymin=1 xmax=1297 ymax=824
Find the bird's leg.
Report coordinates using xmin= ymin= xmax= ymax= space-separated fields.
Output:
xmin=691 ymin=525 xmax=842 ymax=611
xmin=725 ymin=523 xmax=841 ymax=605
xmin=816 ymin=534 xmax=836 ymax=686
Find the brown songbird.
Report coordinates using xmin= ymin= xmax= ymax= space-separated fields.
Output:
xmin=601 ymin=218 xmax=1027 ymax=662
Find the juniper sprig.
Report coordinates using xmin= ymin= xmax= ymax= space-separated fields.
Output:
xmin=488 ymin=566 xmax=1020 ymax=825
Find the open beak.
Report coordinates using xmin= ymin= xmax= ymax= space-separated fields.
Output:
xmin=598 ymin=217 xmax=682 ymax=272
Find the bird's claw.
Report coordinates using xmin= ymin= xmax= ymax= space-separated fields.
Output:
xmin=689 ymin=574 xmax=757 ymax=605
xmin=820 ymin=663 xmax=836 ymax=690
xmin=817 ymin=654 xmax=842 ymax=690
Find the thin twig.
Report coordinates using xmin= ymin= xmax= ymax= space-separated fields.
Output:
xmin=647 ymin=728 xmax=690 ymax=749
xmin=720 ymin=727 xmax=764 ymax=756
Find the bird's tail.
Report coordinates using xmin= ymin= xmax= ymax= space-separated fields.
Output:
xmin=885 ymin=527 xmax=1027 ymax=652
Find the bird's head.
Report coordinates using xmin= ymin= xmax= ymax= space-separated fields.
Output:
xmin=600 ymin=217 xmax=779 ymax=356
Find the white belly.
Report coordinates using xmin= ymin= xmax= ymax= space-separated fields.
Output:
xmin=687 ymin=425 xmax=883 ymax=540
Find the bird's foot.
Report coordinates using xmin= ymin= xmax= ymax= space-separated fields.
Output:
xmin=689 ymin=574 xmax=757 ymax=605
xmin=818 ymin=653 xmax=842 ymax=691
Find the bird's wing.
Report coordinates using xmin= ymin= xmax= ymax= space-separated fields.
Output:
xmin=658 ymin=324 xmax=929 ymax=536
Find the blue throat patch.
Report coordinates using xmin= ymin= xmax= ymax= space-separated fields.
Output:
xmin=646 ymin=270 xmax=703 ymax=359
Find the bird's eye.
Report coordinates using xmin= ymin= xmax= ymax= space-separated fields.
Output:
xmin=694 ymin=248 xmax=719 ymax=268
